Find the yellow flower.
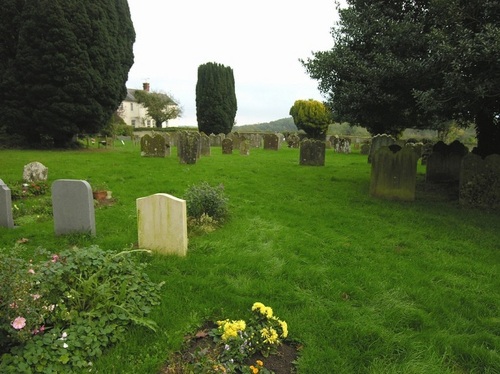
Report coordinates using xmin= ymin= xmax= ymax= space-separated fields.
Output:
xmin=249 ymin=365 xmax=259 ymax=374
xmin=252 ymin=302 xmax=265 ymax=311
xmin=252 ymin=302 xmax=273 ymax=318
xmin=279 ymin=319 xmax=288 ymax=338
xmin=220 ymin=319 xmax=246 ymax=341
xmin=260 ymin=327 xmax=279 ymax=344
xmin=256 ymin=360 xmax=264 ymax=367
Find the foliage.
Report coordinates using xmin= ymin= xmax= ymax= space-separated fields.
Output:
xmin=196 ymin=62 xmax=237 ymax=134
xmin=302 ymin=0 xmax=500 ymax=154
xmin=134 ymin=90 xmax=181 ymax=128
xmin=0 ymin=0 xmax=135 ymax=148
xmin=184 ymin=182 xmax=229 ymax=223
xmin=289 ymin=99 xmax=331 ymax=139
xmin=0 ymin=245 xmax=163 ymax=373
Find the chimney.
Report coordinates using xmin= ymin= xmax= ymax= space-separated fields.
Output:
xmin=143 ymin=82 xmax=150 ymax=92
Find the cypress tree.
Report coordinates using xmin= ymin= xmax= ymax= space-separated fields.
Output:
xmin=196 ymin=62 xmax=237 ymax=135
xmin=0 ymin=0 xmax=135 ymax=148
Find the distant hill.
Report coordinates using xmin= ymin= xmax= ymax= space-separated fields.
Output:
xmin=234 ymin=117 xmax=297 ymax=132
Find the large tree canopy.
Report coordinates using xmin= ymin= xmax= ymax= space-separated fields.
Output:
xmin=289 ymin=99 xmax=332 ymax=139
xmin=134 ymin=90 xmax=181 ymax=128
xmin=0 ymin=0 xmax=135 ymax=148
xmin=303 ymin=0 xmax=500 ymax=156
xmin=196 ymin=62 xmax=237 ymax=135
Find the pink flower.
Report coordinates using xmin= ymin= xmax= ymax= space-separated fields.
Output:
xmin=28 ymin=269 xmax=35 ymax=274
xmin=31 ymin=294 xmax=41 ymax=300
xmin=11 ymin=316 xmax=26 ymax=330
xmin=51 ymin=254 xmax=59 ymax=263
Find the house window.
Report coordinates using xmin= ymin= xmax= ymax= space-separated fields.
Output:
xmin=130 ymin=103 xmax=134 ymax=111
xmin=131 ymin=120 xmax=136 ymax=127
xmin=146 ymin=120 xmax=151 ymax=127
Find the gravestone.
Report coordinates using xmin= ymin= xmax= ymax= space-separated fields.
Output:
xmin=178 ymin=131 xmax=199 ymax=164
xmin=300 ymin=139 xmax=326 ymax=166
xmin=140 ymin=134 xmax=167 ymax=157
xmin=52 ymin=179 xmax=96 ymax=236
xmin=263 ymin=134 xmax=279 ymax=150
xmin=360 ymin=143 xmax=370 ymax=155
xmin=210 ymin=133 xmax=223 ymax=147
xmin=426 ymin=140 xmax=468 ymax=183
xmin=240 ymin=140 xmax=250 ymax=156
xmin=459 ymin=153 xmax=500 ymax=209
xmin=163 ymin=133 xmax=172 ymax=157
xmin=249 ymin=133 xmax=263 ymax=148
xmin=228 ymin=132 xmax=242 ymax=149
xmin=0 ymin=179 xmax=14 ymax=228
xmin=370 ymin=145 xmax=418 ymax=201
xmin=368 ymin=134 xmax=396 ymax=163
xmin=222 ymin=138 xmax=233 ymax=154
xmin=23 ymin=162 xmax=48 ymax=182
xmin=420 ymin=142 xmax=434 ymax=165
xmin=136 ymin=193 xmax=188 ymax=256
xmin=286 ymin=134 xmax=300 ymax=148
xmin=200 ymin=132 xmax=211 ymax=156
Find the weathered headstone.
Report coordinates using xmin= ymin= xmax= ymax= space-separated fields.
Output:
xmin=459 ymin=153 xmax=500 ymax=209
xmin=0 ymin=179 xmax=14 ymax=228
xmin=300 ymin=139 xmax=326 ymax=166
xmin=222 ymin=138 xmax=233 ymax=154
xmin=368 ymin=134 xmax=396 ymax=163
xmin=140 ymin=134 xmax=167 ymax=157
xmin=360 ymin=143 xmax=370 ymax=155
xmin=263 ymin=134 xmax=279 ymax=150
xmin=52 ymin=179 xmax=96 ymax=236
xmin=23 ymin=162 xmax=48 ymax=182
xmin=370 ymin=145 xmax=418 ymax=201
xmin=239 ymin=140 xmax=250 ymax=156
xmin=136 ymin=193 xmax=188 ymax=256
xmin=426 ymin=140 xmax=468 ymax=183
xmin=200 ymin=132 xmax=211 ymax=156
xmin=178 ymin=131 xmax=199 ymax=164
xmin=286 ymin=134 xmax=300 ymax=148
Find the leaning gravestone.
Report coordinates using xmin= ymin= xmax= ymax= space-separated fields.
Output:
xmin=426 ymin=140 xmax=468 ymax=183
xmin=52 ymin=179 xmax=96 ymax=236
xmin=459 ymin=153 xmax=500 ymax=210
xmin=222 ymin=138 xmax=233 ymax=154
xmin=368 ymin=134 xmax=396 ymax=163
xmin=140 ymin=134 xmax=167 ymax=157
xmin=0 ymin=179 xmax=14 ymax=228
xmin=136 ymin=193 xmax=188 ymax=256
xmin=178 ymin=131 xmax=199 ymax=164
xmin=263 ymin=134 xmax=279 ymax=150
xmin=370 ymin=145 xmax=418 ymax=201
xmin=300 ymin=139 xmax=326 ymax=166
xmin=23 ymin=161 xmax=48 ymax=182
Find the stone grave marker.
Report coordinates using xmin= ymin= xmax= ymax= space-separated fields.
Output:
xmin=23 ymin=161 xmax=48 ymax=182
xmin=222 ymin=138 xmax=233 ymax=154
xmin=263 ymin=134 xmax=279 ymax=150
xmin=368 ymin=134 xmax=396 ymax=163
xmin=178 ymin=131 xmax=199 ymax=164
xmin=240 ymin=140 xmax=250 ymax=156
xmin=140 ymin=134 xmax=167 ymax=157
xmin=136 ymin=193 xmax=188 ymax=256
xmin=200 ymin=132 xmax=211 ymax=156
xmin=360 ymin=143 xmax=370 ymax=155
xmin=286 ymin=134 xmax=300 ymax=148
xmin=370 ymin=145 xmax=418 ymax=201
xmin=459 ymin=153 xmax=500 ymax=209
xmin=52 ymin=179 xmax=96 ymax=236
xmin=300 ymin=139 xmax=326 ymax=166
xmin=426 ymin=140 xmax=468 ymax=183
xmin=0 ymin=179 xmax=14 ymax=228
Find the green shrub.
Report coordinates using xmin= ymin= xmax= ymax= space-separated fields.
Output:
xmin=0 ymin=246 xmax=163 ymax=373
xmin=184 ymin=182 xmax=228 ymax=223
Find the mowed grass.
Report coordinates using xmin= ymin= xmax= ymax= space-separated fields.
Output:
xmin=0 ymin=141 xmax=499 ymax=373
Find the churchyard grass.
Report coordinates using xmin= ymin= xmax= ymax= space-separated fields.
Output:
xmin=0 ymin=140 xmax=499 ymax=373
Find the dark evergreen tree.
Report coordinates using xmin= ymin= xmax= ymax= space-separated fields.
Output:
xmin=0 ymin=0 xmax=135 ymax=148
xmin=196 ymin=62 xmax=237 ymax=134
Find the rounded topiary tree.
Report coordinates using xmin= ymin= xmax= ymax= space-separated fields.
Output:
xmin=289 ymin=99 xmax=332 ymax=140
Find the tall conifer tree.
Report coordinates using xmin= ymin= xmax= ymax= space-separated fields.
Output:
xmin=196 ymin=62 xmax=237 ymax=134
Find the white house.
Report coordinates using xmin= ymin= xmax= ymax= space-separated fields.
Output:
xmin=119 ymin=83 xmax=176 ymax=128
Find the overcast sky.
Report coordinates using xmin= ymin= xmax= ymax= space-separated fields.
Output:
xmin=126 ymin=0 xmax=345 ymax=127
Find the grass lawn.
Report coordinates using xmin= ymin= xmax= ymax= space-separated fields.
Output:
xmin=1 ymin=140 xmax=499 ymax=373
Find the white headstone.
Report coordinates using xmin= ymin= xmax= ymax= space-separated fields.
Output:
xmin=0 ymin=179 xmax=14 ymax=228
xmin=23 ymin=161 xmax=48 ymax=182
xmin=52 ymin=179 xmax=96 ymax=236
xmin=136 ymin=193 xmax=188 ymax=256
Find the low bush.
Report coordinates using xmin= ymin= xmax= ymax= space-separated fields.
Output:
xmin=0 ymin=246 xmax=164 ymax=373
xmin=184 ymin=182 xmax=229 ymax=223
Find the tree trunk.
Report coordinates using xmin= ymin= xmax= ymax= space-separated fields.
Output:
xmin=475 ymin=108 xmax=500 ymax=157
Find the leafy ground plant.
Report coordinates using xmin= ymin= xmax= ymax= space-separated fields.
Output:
xmin=0 ymin=245 xmax=164 ymax=373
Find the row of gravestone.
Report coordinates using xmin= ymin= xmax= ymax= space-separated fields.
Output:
xmin=0 ymin=179 xmax=188 ymax=256
xmin=368 ymin=135 xmax=500 ymax=209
